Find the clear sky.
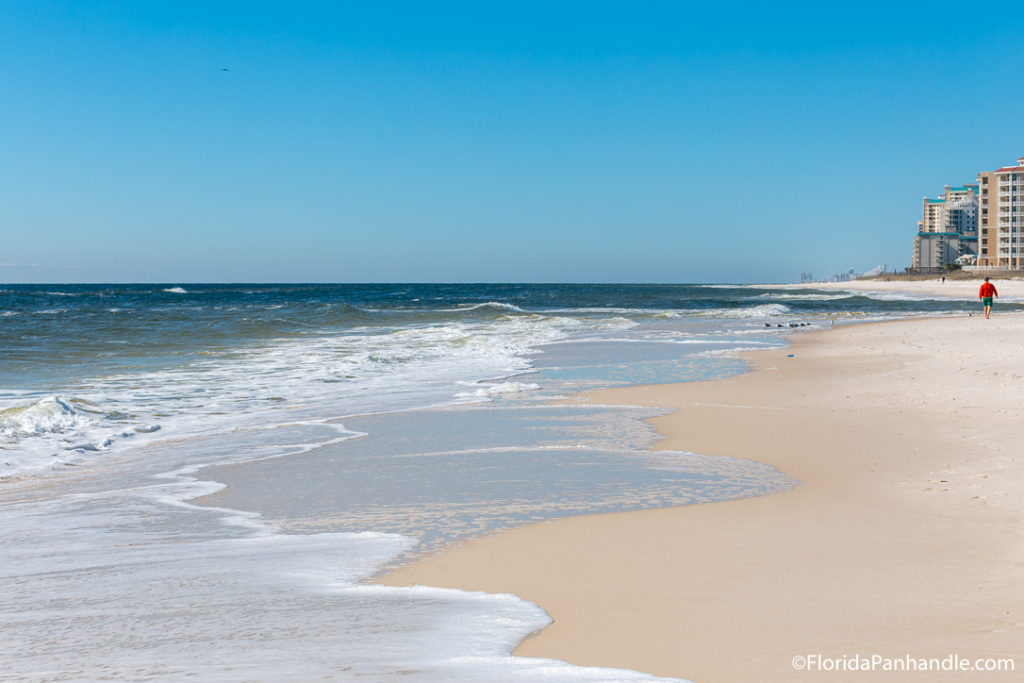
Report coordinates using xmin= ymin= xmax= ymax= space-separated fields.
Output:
xmin=3 ymin=1 xmax=1024 ymax=283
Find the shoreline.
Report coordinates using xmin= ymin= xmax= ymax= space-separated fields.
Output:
xmin=774 ymin=276 xmax=1024 ymax=300
xmin=381 ymin=315 xmax=1024 ymax=681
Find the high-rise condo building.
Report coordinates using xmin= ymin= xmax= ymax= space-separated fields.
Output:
xmin=912 ymin=184 xmax=978 ymax=271
xmin=976 ymin=157 xmax=1024 ymax=269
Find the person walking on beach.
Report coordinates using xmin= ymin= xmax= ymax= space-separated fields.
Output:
xmin=979 ymin=277 xmax=998 ymax=319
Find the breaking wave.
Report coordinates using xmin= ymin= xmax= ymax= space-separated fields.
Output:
xmin=0 ymin=396 xmax=98 ymax=438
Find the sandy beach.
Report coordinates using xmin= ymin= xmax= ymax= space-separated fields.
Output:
xmin=382 ymin=309 xmax=1024 ymax=680
xmin=782 ymin=276 xmax=1024 ymax=301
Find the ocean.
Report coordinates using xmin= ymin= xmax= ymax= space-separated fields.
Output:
xmin=0 ymin=283 xmax=984 ymax=681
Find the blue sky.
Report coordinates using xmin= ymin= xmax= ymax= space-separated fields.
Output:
xmin=3 ymin=1 xmax=1024 ymax=283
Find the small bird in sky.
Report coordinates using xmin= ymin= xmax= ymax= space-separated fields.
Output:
xmin=221 ymin=68 xmax=230 ymax=72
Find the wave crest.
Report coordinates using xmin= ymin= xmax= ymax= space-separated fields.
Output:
xmin=0 ymin=397 xmax=97 ymax=438
xmin=455 ymin=381 xmax=541 ymax=400
xmin=444 ymin=302 xmax=526 ymax=314
xmin=732 ymin=303 xmax=791 ymax=318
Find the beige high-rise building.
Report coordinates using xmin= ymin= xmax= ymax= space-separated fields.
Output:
xmin=977 ymin=156 xmax=1024 ymax=268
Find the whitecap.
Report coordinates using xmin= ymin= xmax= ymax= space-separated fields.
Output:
xmin=0 ymin=396 xmax=96 ymax=438
xmin=758 ymin=292 xmax=856 ymax=301
xmin=455 ymin=381 xmax=541 ymax=400
xmin=728 ymin=303 xmax=791 ymax=318
xmin=443 ymin=302 xmax=526 ymax=313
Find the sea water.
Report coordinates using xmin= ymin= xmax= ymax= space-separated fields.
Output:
xmin=0 ymin=284 xmax=984 ymax=681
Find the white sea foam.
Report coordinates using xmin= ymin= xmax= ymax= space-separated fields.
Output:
xmin=443 ymin=301 xmax=526 ymax=312
xmin=727 ymin=327 xmax=789 ymax=335
xmin=724 ymin=303 xmax=791 ymax=318
xmin=545 ymin=307 xmax=702 ymax=320
xmin=546 ymin=307 xmax=653 ymax=314
xmin=0 ymin=385 xmax=715 ymax=681
xmin=0 ymin=310 xmax=638 ymax=478
xmin=759 ymin=292 xmax=855 ymax=301
xmin=0 ymin=462 xmax=688 ymax=681
xmin=0 ymin=396 xmax=97 ymax=438
xmin=163 ymin=286 xmax=188 ymax=294
xmin=695 ymin=346 xmax=778 ymax=358
xmin=0 ymin=395 xmax=170 ymax=474
xmin=545 ymin=336 xmax=774 ymax=346
xmin=850 ymin=289 xmax=948 ymax=302
xmin=455 ymin=381 xmax=542 ymax=400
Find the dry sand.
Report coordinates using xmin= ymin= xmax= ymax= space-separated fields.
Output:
xmin=382 ymin=312 xmax=1024 ymax=681
xmin=780 ymin=276 xmax=1024 ymax=301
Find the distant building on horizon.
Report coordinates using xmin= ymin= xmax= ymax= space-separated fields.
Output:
xmin=975 ymin=156 xmax=1024 ymax=269
xmin=827 ymin=267 xmax=857 ymax=282
xmin=912 ymin=183 xmax=978 ymax=272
